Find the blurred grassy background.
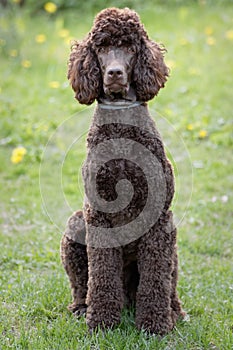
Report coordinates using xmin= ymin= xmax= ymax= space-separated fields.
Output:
xmin=0 ymin=1 xmax=232 ymax=349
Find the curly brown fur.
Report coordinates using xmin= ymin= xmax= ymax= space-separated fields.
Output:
xmin=61 ymin=7 xmax=184 ymax=336
xmin=67 ymin=7 xmax=168 ymax=104
xmin=60 ymin=211 xmax=88 ymax=316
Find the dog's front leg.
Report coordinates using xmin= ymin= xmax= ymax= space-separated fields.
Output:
xmin=86 ymin=246 xmax=124 ymax=332
xmin=135 ymin=211 xmax=176 ymax=336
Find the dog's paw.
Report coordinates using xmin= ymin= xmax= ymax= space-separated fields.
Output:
xmin=86 ymin=305 xmax=121 ymax=332
xmin=68 ymin=303 xmax=87 ymax=318
xmin=136 ymin=316 xmax=174 ymax=336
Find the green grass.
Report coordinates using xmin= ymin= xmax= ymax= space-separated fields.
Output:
xmin=0 ymin=3 xmax=233 ymax=349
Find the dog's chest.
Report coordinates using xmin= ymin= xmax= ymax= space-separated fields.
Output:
xmin=82 ymin=104 xmax=175 ymax=247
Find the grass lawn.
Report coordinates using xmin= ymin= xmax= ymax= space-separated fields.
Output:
xmin=0 ymin=2 xmax=233 ymax=349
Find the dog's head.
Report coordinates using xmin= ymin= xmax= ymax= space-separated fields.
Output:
xmin=68 ymin=7 xmax=169 ymax=105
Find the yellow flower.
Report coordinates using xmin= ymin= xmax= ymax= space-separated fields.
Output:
xmin=58 ymin=29 xmax=70 ymax=38
xmin=44 ymin=2 xmax=57 ymax=14
xmin=16 ymin=146 xmax=27 ymax=156
xmin=11 ymin=154 xmax=24 ymax=164
xmin=198 ymin=130 xmax=208 ymax=139
xmin=187 ymin=124 xmax=194 ymax=131
xmin=204 ymin=26 xmax=213 ymax=36
xmin=206 ymin=36 xmax=216 ymax=46
xmin=164 ymin=108 xmax=173 ymax=116
xmin=35 ymin=34 xmax=47 ymax=44
xmin=11 ymin=146 xmax=27 ymax=164
xmin=225 ymin=30 xmax=233 ymax=40
xmin=49 ymin=81 xmax=60 ymax=88
xmin=21 ymin=60 xmax=32 ymax=68
xmin=64 ymin=36 xmax=75 ymax=45
xmin=9 ymin=49 xmax=18 ymax=57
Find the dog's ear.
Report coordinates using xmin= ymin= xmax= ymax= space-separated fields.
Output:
xmin=67 ymin=37 xmax=101 ymax=105
xmin=133 ymin=39 xmax=169 ymax=101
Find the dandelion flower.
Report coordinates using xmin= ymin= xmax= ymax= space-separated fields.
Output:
xmin=35 ymin=34 xmax=47 ymax=44
xmin=44 ymin=2 xmax=57 ymax=14
xmin=204 ymin=26 xmax=213 ymax=36
xmin=9 ymin=49 xmax=18 ymax=57
xmin=206 ymin=37 xmax=216 ymax=46
xmin=21 ymin=60 xmax=32 ymax=68
xmin=11 ymin=146 xmax=27 ymax=164
xmin=11 ymin=154 xmax=24 ymax=164
xmin=187 ymin=124 xmax=194 ymax=131
xmin=58 ymin=29 xmax=70 ymax=38
xmin=198 ymin=130 xmax=208 ymax=139
xmin=15 ymin=146 xmax=27 ymax=156
xmin=49 ymin=81 xmax=60 ymax=88
xmin=225 ymin=30 xmax=233 ymax=40
xmin=64 ymin=36 xmax=75 ymax=45
xmin=164 ymin=108 xmax=173 ymax=116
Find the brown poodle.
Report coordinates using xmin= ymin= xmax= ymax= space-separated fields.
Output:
xmin=60 ymin=7 xmax=185 ymax=335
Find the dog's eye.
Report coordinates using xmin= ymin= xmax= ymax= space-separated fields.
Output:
xmin=127 ymin=47 xmax=135 ymax=54
xmin=98 ymin=47 xmax=107 ymax=54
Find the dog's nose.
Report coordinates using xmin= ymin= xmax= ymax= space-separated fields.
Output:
xmin=107 ymin=68 xmax=123 ymax=79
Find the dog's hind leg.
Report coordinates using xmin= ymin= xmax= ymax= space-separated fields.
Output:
xmin=60 ymin=211 xmax=88 ymax=317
